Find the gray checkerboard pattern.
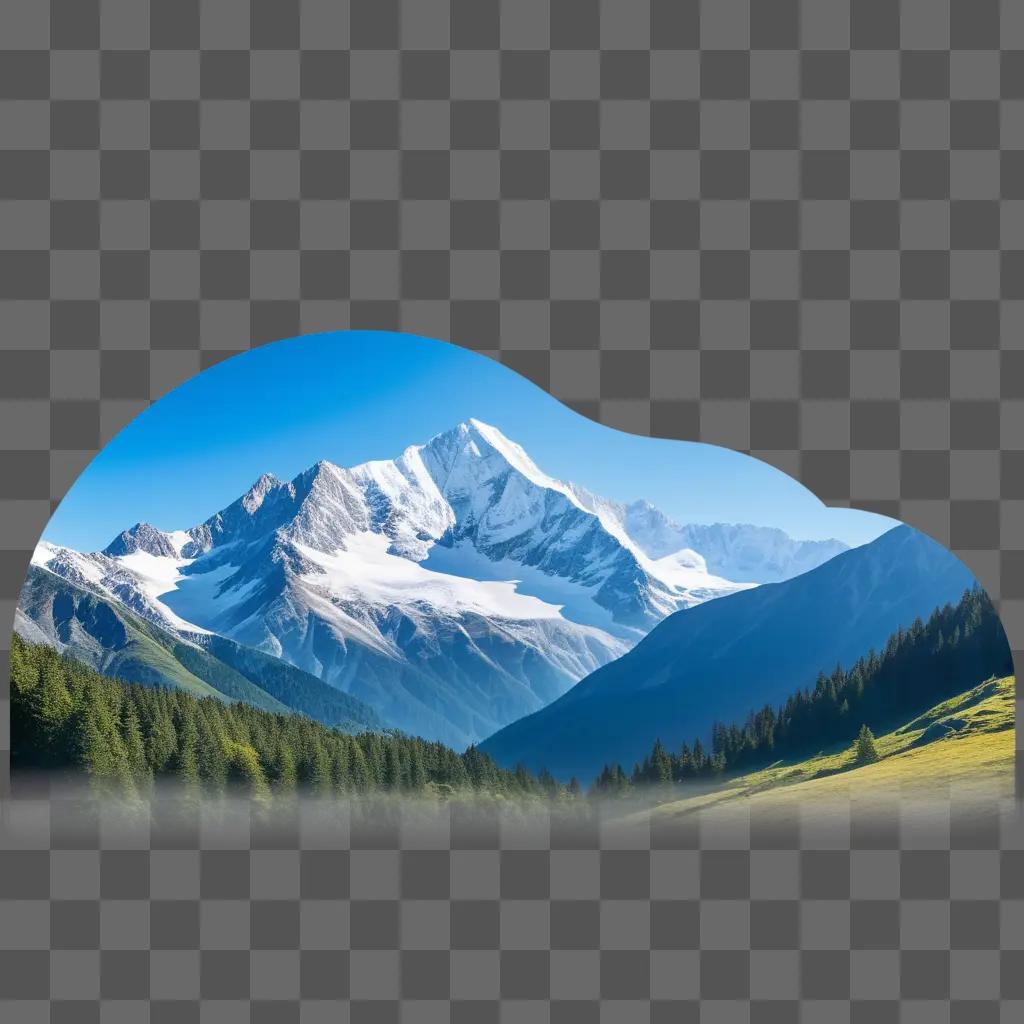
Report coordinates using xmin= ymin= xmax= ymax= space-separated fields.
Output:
xmin=1 ymin=0 xmax=1023 ymax=1018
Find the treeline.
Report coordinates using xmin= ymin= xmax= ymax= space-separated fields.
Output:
xmin=10 ymin=635 xmax=581 ymax=801
xmin=13 ymin=586 xmax=1010 ymax=802
xmin=594 ymin=587 xmax=1011 ymax=794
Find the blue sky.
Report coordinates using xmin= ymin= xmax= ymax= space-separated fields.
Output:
xmin=44 ymin=331 xmax=894 ymax=551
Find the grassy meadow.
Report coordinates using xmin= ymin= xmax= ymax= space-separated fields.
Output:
xmin=645 ymin=675 xmax=1015 ymax=819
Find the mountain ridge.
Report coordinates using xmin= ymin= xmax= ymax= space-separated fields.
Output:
xmin=17 ymin=563 xmax=385 ymax=732
xmin=480 ymin=524 xmax=981 ymax=780
xmin=25 ymin=420 xmax=857 ymax=747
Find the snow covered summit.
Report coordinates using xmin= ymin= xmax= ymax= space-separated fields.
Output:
xmin=24 ymin=420 xmax=844 ymax=747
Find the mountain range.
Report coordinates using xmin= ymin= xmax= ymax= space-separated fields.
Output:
xmin=480 ymin=525 xmax=980 ymax=780
xmin=16 ymin=563 xmax=384 ymax=733
xmin=18 ymin=420 xmax=849 ymax=747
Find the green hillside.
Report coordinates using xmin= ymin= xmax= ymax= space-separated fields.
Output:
xmin=10 ymin=635 xmax=582 ymax=803
xmin=17 ymin=565 xmax=384 ymax=732
xmin=647 ymin=675 xmax=1015 ymax=818
xmin=99 ymin=629 xmax=227 ymax=700
xmin=593 ymin=586 xmax=1011 ymax=796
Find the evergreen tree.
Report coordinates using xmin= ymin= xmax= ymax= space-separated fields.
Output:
xmin=268 ymin=737 xmax=298 ymax=792
xmin=408 ymin=743 xmax=426 ymax=791
xmin=362 ymin=733 xmax=385 ymax=787
xmin=74 ymin=702 xmax=118 ymax=780
xmin=382 ymin=743 xmax=401 ymax=790
xmin=650 ymin=739 xmax=672 ymax=785
xmin=853 ymin=724 xmax=880 ymax=765
xmin=195 ymin=709 xmax=228 ymax=791
xmin=331 ymin=740 xmax=351 ymax=791
xmin=72 ymin=682 xmax=134 ymax=796
xmin=224 ymin=740 xmax=268 ymax=798
xmin=297 ymin=738 xmax=332 ymax=794
xmin=169 ymin=704 xmax=200 ymax=783
xmin=538 ymin=768 xmax=559 ymax=798
xmin=349 ymin=740 xmax=370 ymax=791
xmin=27 ymin=658 xmax=74 ymax=762
xmin=144 ymin=700 xmax=178 ymax=774
xmin=462 ymin=745 xmax=486 ymax=789
xmin=121 ymin=700 xmax=150 ymax=784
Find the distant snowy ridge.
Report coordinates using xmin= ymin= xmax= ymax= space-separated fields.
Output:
xmin=563 ymin=489 xmax=848 ymax=586
xmin=25 ymin=420 xmax=845 ymax=746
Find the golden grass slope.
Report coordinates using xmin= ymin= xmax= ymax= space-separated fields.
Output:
xmin=648 ymin=675 xmax=1016 ymax=819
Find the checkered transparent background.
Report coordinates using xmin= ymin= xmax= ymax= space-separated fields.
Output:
xmin=1 ymin=0 xmax=1023 ymax=1019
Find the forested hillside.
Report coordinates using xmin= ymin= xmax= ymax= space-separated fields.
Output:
xmin=482 ymin=524 xmax=981 ymax=780
xmin=10 ymin=635 xmax=580 ymax=801
xmin=12 ymin=585 xmax=1010 ymax=803
xmin=643 ymin=676 xmax=1015 ymax=818
xmin=595 ymin=586 xmax=1012 ymax=792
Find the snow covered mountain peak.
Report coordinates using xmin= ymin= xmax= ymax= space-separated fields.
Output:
xmin=179 ymin=420 xmax=598 ymax=566
xmin=461 ymin=418 xmax=565 ymax=490
xmin=27 ymin=420 xmax=854 ymax=746
xmin=103 ymin=521 xmax=182 ymax=559
xmin=613 ymin=500 xmax=850 ymax=584
xmin=668 ymin=521 xmax=849 ymax=584
xmin=241 ymin=472 xmax=284 ymax=513
xmin=411 ymin=419 xmax=571 ymax=507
